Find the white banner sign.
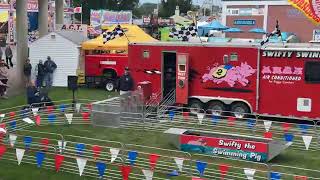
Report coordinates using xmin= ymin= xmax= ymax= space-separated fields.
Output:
xmin=56 ymin=24 xmax=88 ymax=37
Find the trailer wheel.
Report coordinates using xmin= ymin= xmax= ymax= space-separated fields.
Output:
xmin=188 ymin=99 xmax=204 ymax=114
xmin=207 ymin=101 xmax=225 ymax=116
xmin=231 ymin=102 xmax=250 ymax=118
xmin=105 ymin=80 xmax=115 ymax=92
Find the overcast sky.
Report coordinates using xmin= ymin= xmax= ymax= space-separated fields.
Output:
xmin=139 ymin=0 xmax=221 ymax=6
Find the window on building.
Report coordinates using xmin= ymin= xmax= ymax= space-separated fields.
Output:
xmin=143 ymin=50 xmax=150 ymax=58
xmin=227 ymin=8 xmax=239 ymax=15
xmin=230 ymin=53 xmax=238 ymax=61
xmin=305 ymin=61 xmax=320 ymax=83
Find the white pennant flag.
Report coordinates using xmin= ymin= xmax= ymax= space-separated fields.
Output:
xmin=16 ymin=148 xmax=25 ymax=165
xmin=58 ymin=140 xmax=67 ymax=153
xmin=302 ymin=135 xmax=312 ymax=150
xmin=23 ymin=117 xmax=35 ymax=124
xmin=142 ymin=169 xmax=154 ymax=180
xmin=31 ymin=108 xmax=39 ymax=116
xmin=110 ymin=148 xmax=120 ymax=163
xmin=263 ymin=120 xmax=272 ymax=132
xmin=9 ymin=134 xmax=17 ymax=147
xmin=65 ymin=113 xmax=73 ymax=124
xmin=174 ymin=157 xmax=184 ymax=172
xmin=0 ymin=114 xmax=5 ymax=122
xmin=76 ymin=157 xmax=87 ymax=176
xmin=0 ymin=127 xmax=6 ymax=134
xmin=76 ymin=103 xmax=81 ymax=113
xmin=197 ymin=113 xmax=205 ymax=125
xmin=244 ymin=168 xmax=256 ymax=180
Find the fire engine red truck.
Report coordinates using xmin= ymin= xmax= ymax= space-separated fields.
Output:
xmin=128 ymin=42 xmax=320 ymax=120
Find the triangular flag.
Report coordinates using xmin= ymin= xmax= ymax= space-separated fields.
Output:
xmin=9 ymin=112 xmax=15 ymax=119
xmin=58 ymin=140 xmax=67 ymax=153
xmin=0 ymin=145 xmax=6 ymax=159
xmin=24 ymin=136 xmax=32 ymax=150
xmin=32 ymin=108 xmax=39 ymax=116
xmin=270 ymin=172 xmax=281 ymax=180
xmin=81 ymin=112 xmax=90 ymax=121
xmin=48 ymin=114 xmax=56 ymax=123
xmin=128 ymin=150 xmax=138 ymax=165
xmin=110 ymin=148 xmax=120 ymax=163
xmin=247 ymin=119 xmax=256 ymax=129
xmin=298 ymin=124 xmax=309 ymax=134
xmin=86 ymin=103 xmax=93 ymax=111
xmin=168 ymin=170 xmax=179 ymax=177
xmin=182 ymin=111 xmax=189 ymax=120
xmin=76 ymin=157 xmax=87 ymax=176
xmin=92 ymin=145 xmax=102 ymax=160
xmin=76 ymin=103 xmax=81 ymax=113
xmin=174 ymin=157 xmax=184 ymax=172
xmin=294 ymin=175 xmax=308 ymax=180
xmin=65 ymin=113 xmax=73 ymax=124
xmin=302 ymin=135 xmax=312 ymax=150
xmin=9 ymin=134 xmax=17 ymax=147
xmin=284 ymin=133 xmax=294 ymax=143
xmin=46 ymin=106 xmax=54 ymax=114
xmin=227 ymin=116 xmax=236 ymax=126
xmin=192 ymin=178 xmax=204 ymax=180
xmin=16 ymin=148 xmax=25 ymax=165
xmin=75 ymin=143 xmax=85 ymax=155
xmin=36 ymin=151 xmax=45 ymax=167
xmin=0 ymin=127 xmax=6 ymax=134
xmin=23 ymin=117 xmax=35 ymax=124
xmin=282 ymin=122 xmax=291 ymax=132
xmin=9 ymin=120 xmax=16 ymax=130
xmin=211 ymin=114 xmax=220 ymax=125
xmin=219 ymin=164 xmax=230 ymax=179
xmin=196 ymin=161 xmax=207 ymax=177
xmin=0 ymin=114 xmax=5 ymax=122
xmin=120 ymin=165 xmax=131 ymax=180
xmin=59 ymin=104 xmax=66 ymax=113
xmin=40 ymin=138 xmax=49 ymax=151
xmin=35 ymin=115 xmax=41 ymax=126
xmin=149 ymin=154 xmax=160 ymax=171
xmin=142 ymin=169 xmax=154 ymax=180
xmin=96 ymin=162 xmax=107 ymax=178
xmin=197 ymin=113 xmax=205 ymax=125
xmin=169 ymin=110 xmax=175 ymax=121
xmin=264 ymin=132 xmax=273 ymax=139
xmin=55 ymin=154 xmax=64 ymax=172
xmin=263 ymin=120 xmax=272 ymax=132
xmin=244 ymin=168 xmax=256 ymax=180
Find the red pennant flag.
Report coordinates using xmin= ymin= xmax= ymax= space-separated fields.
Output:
xmin=9 ymin=112 xmax=15 ymax=119
xmin=182 ymin=112 xmax=189 ymax=120
xmin=35 ymin=115 xmax=41 ymax=126
xmin=0 ymin=124 xmax=5 ymax=143
xmin=46 ymin=106 xmax=54 ymax=114
xmin=55 ymin=154 xmax=65 ymax=172
xmin=227 ymin=116 xmax=236 ymax=126
xmin=92 ymin=145 xmax=102 ymax=160
xmin=282 ymin=122 xmax=291 ymax=132
xmin=0 ymin=145 xmax=6 ymax=159
xmin=294 ymin=175 xmax=308 ymax=180
xmin=0 ymin=123 xmax=5 ymax=130
xmin=86 ymin=103 xmax=93 ymax=111
xmin=149 ymin=153 xmax=160 ymax=171
xmin=219 ymin=164 xmax=230 ymax=179
xmin=40 ymin=138 xmax=49 ymax=151
xmin=264 ymin=132 xmax=273 ymax=139
xmin=120 ymin=165 xmax=131 ymax=180
xmin=82 ymin=112 xmax=90 ymax=121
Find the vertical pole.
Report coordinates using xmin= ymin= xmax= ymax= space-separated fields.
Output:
xmin=38 ymin=0 xmax=49 ymax=37
xmin=55 ymin=0 xmax=64 ymax=24
xmin=80 ymin=4 xmax=83 ymax=24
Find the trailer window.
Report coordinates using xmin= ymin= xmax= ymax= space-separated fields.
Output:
xmin=305 ymin=62 xmax=320 ymax=83
xmin=230 ymin=53 xmax=238 ymax=61
xmin=223 ymin=55 xmax=229 ymax=64
xmin=143 ymin=50 xmax=150 ymax=58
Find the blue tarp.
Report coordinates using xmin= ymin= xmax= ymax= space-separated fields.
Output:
xmin=198 ymin=20 xmax=228 ymax=36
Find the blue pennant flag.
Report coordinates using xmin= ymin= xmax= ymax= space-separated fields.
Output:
xmin=196 ymin=160 xmax=207 ymax=177
xmin=24 ymin=136 xmax=33 ymax=150
xmin=284 ymin=133 xmax=294 ymax=142
xmin=270 ymin=172 xmax=281 ymax=180
xmin=59 ymin=104 xmax=67 ymax=113
xmin=168 ymin=170 xmax=179 ymax=177
xmin=224 ymin=64 xmax=233 ymax=70
xmin=128 ymin=151 xmax=138 ymax=166
xmin=9 ymin=120 xmax=16 ymax=130
xmin=169 ymin=110 xmax=175 ymax=121
xmin=36 ymin=151 xmax=45 ymax=167
xmin=48 ymin=114 xmax=56 ymax=123
xmin=298 ymin=124 xmax=309 ymax=134
xmin=211 ymin=115 xmax=220 ymax=125
xmin=20 ymin=109 xmax=28 ymax=119
xmin=247 ymin=119 xmax=256 ymax=129
xmin=75 ymin=143 xmax=85 ymax=155
xmin=96 ymin=162 xmax=107 ymax=178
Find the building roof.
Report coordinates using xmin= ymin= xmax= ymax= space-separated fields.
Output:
xmin=56 ymin=31 xmax=88 ymax=45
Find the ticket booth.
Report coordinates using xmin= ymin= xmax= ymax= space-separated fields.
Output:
xmin=176 ymin=53 xmax=189 ymax=104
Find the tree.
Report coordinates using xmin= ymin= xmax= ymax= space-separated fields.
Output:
xmin=159 ymin=0 xmax=193 ymax=17
xmin=137 ymin=3 xmax=157 ymax=16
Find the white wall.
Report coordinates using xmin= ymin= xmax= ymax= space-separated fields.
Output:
xmin=29 ymin=32 xmax=79 ymax=87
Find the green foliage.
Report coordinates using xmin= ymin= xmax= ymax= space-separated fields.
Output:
xmin=159 ymin=0 xmax=193 ymax=17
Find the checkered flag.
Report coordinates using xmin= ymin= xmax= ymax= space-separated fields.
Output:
xmin=169 ymin=23 xmax=197 ymax=41
xmin=103 ymin=25 xmax=125 ymax=44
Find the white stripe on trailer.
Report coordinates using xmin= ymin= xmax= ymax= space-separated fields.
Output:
xmin=100 ymin=61 xmax=117 ymax=65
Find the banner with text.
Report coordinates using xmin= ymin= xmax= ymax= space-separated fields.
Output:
xmin=101 ymin=10 xmax=132 ymax=25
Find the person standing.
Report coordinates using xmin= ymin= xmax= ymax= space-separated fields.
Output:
xmin=0 ymin=60 xmax=9 ymax=99
xmin=35 ymin=60 xmax=45 ymax=87
xmin=5 ymin=45 xmax=13 ymax=68
xmin=117 ymin=67 xmax=134 ymax=95
xmin=44 ymin=56 xmax=57 ymax=87
xmin=23 ymin=58 xmax=32 ymax=86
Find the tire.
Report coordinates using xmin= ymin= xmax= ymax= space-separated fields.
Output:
xmin=188 ymin=99 xmax=204 ymax=114
xmin=207 ymin=101 xmax=225 ymax=116
xmin=105 ymin=80 xmax=115 ymax=92
xmin=231 ymin=102 xmax=250 ymax=118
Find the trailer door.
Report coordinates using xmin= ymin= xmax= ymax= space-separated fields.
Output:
xmin=176 ymin=53 xmax=189 ymax=104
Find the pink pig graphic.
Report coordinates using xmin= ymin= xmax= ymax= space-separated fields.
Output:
xmin=187 ymin=138 xmax=207 ymax=146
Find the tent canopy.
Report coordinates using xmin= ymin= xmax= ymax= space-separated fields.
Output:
xmin=198 ymin=20 xmax=228 ymax=36
xmin=170 ymin=14 xmax=192 ymax=26
xmin=81 ymin=24 xmax=157 ymax=51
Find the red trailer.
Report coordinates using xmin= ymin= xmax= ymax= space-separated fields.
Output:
xmin=128 ymin=42 xmax=320 ymax=120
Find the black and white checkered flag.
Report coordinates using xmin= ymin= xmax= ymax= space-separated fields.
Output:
xmin=260 ymin=20 xmax=282 ymax=46
xmin=169 ymin=23 xmax=197 ymax=41
xmin=103 ymin=25 xmax=124 ymax=44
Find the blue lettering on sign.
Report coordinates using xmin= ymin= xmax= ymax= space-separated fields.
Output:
xmin=234 ymin=20 xmax=256 ymax=26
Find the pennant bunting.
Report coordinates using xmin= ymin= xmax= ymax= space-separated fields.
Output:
xmin=182 ymin=111 xmax=189 ymax=120
xmin=59 ymin=104 xmax=67 ymax=113
xmin=211 ymin=114 xmax=220 ymax=125
xmin=65 ymin=113 xmax=73 ymax=124
xmin=75 ymin=143 xmax=85 ymax=155
xmin=76 ymin=157 xmax=87 ymax=176
xmin=196 ymin=161 xmax=207 ymax=177
xmin=263 ymin=120 xmax=272 ymax=132
xmin=168 ymin=110 xmax=175 ymax=121
xmin=58 ymin=140 xmax=67 ymax=153
xmin=120 ymin=165 xmax=131 ymax=180
xmin=247 ymin=119 xmax=256 ymax=129
xmin=264 ymin=131 xmax=273 ymax=139
xmin=32 ymin=108 xmax=39 ymax=116
xmin=40 ymin=138 xmax=49 ymax=151
xmin=36 ymin=151 xmax=45 ymax=167
xmin=142 ymin=169 xmax=154 ymax=180
xmin=92 ymin=145 xmax=102 ymax=160
xmin=302 ymin=135 xmax=312 ymax=150
xmin=244 ymin=168 xmax=256 ymax=180
xmin=22 ymin=117 xmax=35 ymax=124
xmin=9 ymin=120 xmax=16 ymax=130
xmin=219 ymin=164 xmax=230 ymax=179
xmin=0 ymin=145 xmax=6 ymax=159
xmin=168 ymin=170 xmax=179 ymax=177
xmin=227 ymin=116 xmax=236 ymax=126
xmin=86 ymin=103 xmax=93 ymax=111
xmin=24 ymin=136 xmax=32 ymax=150
xmin=0 ymin=113 xmax=5 ymax=122
xmin=282 ymin=122 xmax=291 ymax=132
xmin=96 ymin=162 xmax=107 ymax=178
xmin=294 ymin=175 xmax=308 ymax=180
xmin=55 ymin=154 xmax=65 ymax=172
xmin=270 ymin=172 xmax=281 ymax=180
xmin=128 ymin=150 xmax=138 ymax=165
xmin=298 ymin=124 xmax=310 ymax=134
xmin=192 ymin=178 xmax=204 ymax=180
xmin=76 ymin=103 xmax=81 ymax=113
xmin=20 ymin=109 xmax=28 ymax=119
xmin=149 ymin=154 xmax=160 ymax=171
xmin=197 ymin=113 xmax=205 ymax=125
xmin=9 ymin=111 xmax=15 ymax=119
xmin=9 ymin=134 xmax=17 ymax=147
xmin=110 ymin=148 xmax=120 ymax=163
xmin=48 ymin=114 xmax=56 ymax=123
xmin=284 ymin=133 xmax=294 ymax=146
xmin=46 ymin=106 xmax=54 ymax=114
xmin=174 ymin=157 xmax=184 ymax=172
xmin=0 ymin=126 xmax=6 ymax=134
xmin=81 ymin=112 xmax=90 ymax=121
xmin=35 ymin=115 xmax=41 ymax=126
xmin=16 ymin=148 xmax=25 ymax=165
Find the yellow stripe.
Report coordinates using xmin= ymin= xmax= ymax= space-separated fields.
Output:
xmin=288 ymin=0 xmax=320 ymax=25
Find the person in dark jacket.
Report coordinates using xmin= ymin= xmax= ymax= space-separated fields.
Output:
xmin=44 ymin=56 xmax=57 ymax=87
xmin=23 ymin=58 xmax=32 ymax=86
xmin=5 ymin=45 xmax=13 ymax=68
xmin=35 ymin=60 xmax=45 ymax=87
xmin=117 ymin=67 xmax=133 ymax=95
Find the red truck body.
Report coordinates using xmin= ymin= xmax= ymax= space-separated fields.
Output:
xmin=128 ymin=42 xmax=320 ymax=120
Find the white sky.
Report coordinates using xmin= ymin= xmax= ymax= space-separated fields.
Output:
xmin=139 ymin=0 xmax=221 ymax=6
